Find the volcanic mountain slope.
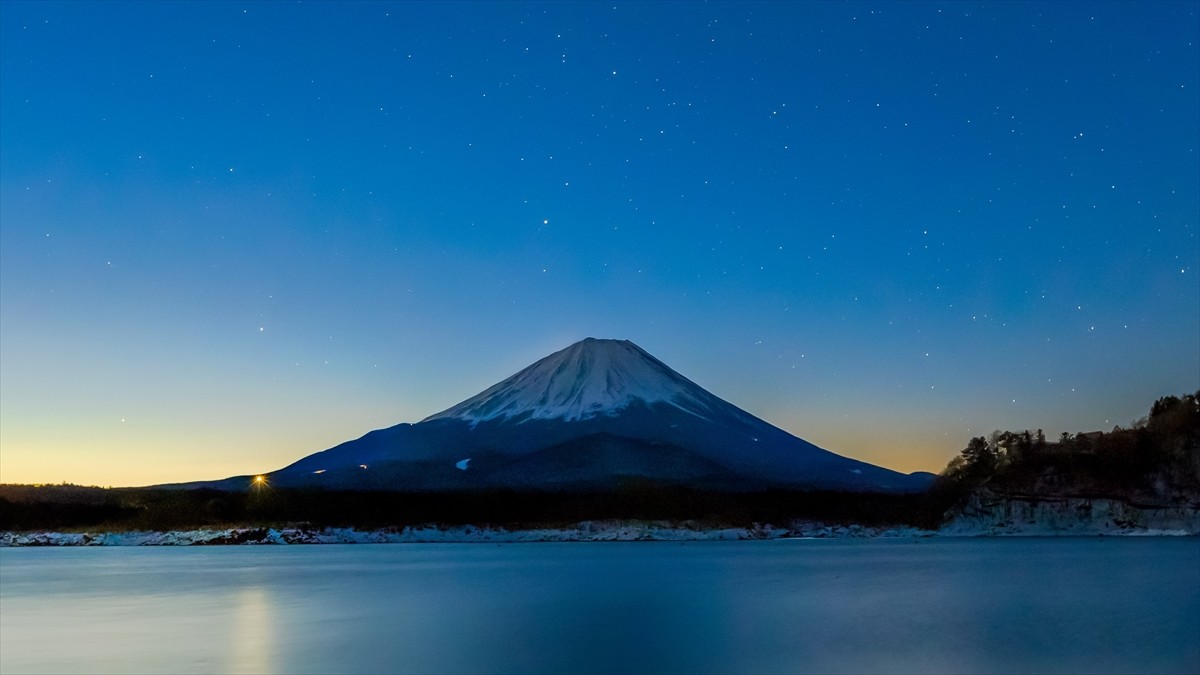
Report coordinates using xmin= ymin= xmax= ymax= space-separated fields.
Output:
xmin=209 ymin=338 xmax=931 ymax=492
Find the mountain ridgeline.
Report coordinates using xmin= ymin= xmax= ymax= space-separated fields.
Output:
xmin=5 ymin=388 xmax=1196 ymax=533
xmin=198 ymin=338 xmax=932 ymax=494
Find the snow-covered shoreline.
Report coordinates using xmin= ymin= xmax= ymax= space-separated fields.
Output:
xmin=0 ymin=522 xmax=921 ymax=546
xmin=1 ymin=518 xmax=1195 ymax=546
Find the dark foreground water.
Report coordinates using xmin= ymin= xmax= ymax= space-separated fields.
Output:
xmin=1 ymin=538 xmax=1197 ymax=674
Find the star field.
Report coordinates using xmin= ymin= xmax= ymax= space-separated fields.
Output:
xmin=1 ymin=1 xmax=1197 ymax=486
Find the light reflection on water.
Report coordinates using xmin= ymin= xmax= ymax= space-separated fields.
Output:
xmin=230 ymin=587 xmax=272 ymax=674
xmin=1 ymin=539 xmax=1197 ymax=674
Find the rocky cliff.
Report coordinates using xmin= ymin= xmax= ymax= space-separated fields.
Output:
xmin=941 ymin=489 xmax=1200 ymax=535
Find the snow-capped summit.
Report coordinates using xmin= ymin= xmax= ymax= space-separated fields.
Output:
xmin=423 ymin=338 xmax=723 ymax=424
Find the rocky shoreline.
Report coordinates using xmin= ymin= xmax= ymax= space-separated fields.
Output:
xmin=939 ymin=491 xmax=1200 ymax=536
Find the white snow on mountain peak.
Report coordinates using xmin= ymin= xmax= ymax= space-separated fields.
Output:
xmin=423 ymin=338 xmax=724 ymax=424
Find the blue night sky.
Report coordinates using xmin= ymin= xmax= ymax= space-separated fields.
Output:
xmin=1 ymin=1 xmax=1197 ymax=486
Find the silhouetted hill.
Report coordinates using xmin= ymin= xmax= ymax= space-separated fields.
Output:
xmin=929 ymin=392 xmax=1200 ymax=518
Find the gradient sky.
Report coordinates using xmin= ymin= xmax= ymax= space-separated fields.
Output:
xmin=2 ymin=1 xmax=1197 ymax=487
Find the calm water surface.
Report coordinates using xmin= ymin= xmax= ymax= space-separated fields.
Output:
xmin=1 ymin=538 xmax=1197 ymax=674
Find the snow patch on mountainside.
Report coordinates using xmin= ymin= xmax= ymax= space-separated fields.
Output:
xmin=423 ymin=338 xmax=726 ymax=424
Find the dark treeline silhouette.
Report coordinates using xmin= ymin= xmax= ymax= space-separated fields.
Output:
xmin=0 ymin=483 xmax=933 ymax=532
xmin=928 ymin=391 xmax=1200 ymax=513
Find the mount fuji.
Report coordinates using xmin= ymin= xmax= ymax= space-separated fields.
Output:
xmin=207 ymin=338 xmax=931 ymax=493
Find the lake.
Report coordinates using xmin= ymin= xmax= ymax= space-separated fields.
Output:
xmin=1 ymin=539 xmax=1197 ymax=674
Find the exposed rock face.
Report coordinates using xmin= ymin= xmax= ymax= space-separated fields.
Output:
xmin=941 ymin=490 xmax=1200 ymax=535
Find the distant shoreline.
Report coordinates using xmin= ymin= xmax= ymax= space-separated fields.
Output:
xmin=3 ymin=519 xmax=1196 ymax=546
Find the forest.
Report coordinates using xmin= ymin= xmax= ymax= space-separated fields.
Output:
xmin=926 ymin=391 xmax=1200 ymax=513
